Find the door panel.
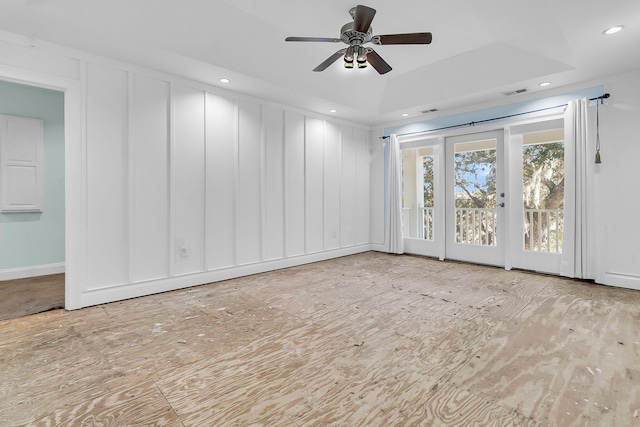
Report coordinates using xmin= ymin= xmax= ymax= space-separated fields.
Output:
xmin=445 ymin=131 xmax=505 ymax=266
xmin=401 ymin=138 xmax=444 ymax=259
xmin=508 ymin=125 xmax=565 ymax=274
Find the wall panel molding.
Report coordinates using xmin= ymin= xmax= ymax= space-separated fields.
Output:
xmin=323 ymin=121 xmax=341 ymax=251
xmin=171 ymin=84 xmax=206 ymax=276
xmin=236 ymin=100 xmax=263 ymax=265
xmin=264 ymin=106 xmax=285 ymax=261
xmin=284 ymin=111 xmax=306 ymax=257
xmin=85 ymin=62 xmax=129 ymax=289
xmin=205 ymin=93 xmax=238 ymax=270
xmin=130 ymin=74 xmax=170 ymax=282
xmin=341 ymin=125 xmax=356 ymax=247
xmin=305 ymin=117 xmax=324 ymax=254
xmin=354 ymin=127 xmax=371 ymax=244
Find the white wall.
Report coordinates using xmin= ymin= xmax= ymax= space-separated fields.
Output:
xmin=82 ymin=65 xmax=372 ymax=306
xmin=598 ymin=69 xmax=640 ymax=290
xmin=0 ymin=33 xmax=372 ymax=309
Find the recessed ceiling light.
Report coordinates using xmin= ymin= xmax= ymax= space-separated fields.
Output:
xmin=219 ymin=78 xmax=230 ymax=83
xmin=401 ymin=113 xmax=409 ymax=117
xmin=539 ymin=81 xmax=551 ymax=87
xmin=603 ymin=25 xmax=624 ymax=35
xmin=329 ymin=109 xmax=337 ymax=113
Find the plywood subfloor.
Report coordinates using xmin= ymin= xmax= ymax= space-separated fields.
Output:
xmin=0 ymin=273 xmax=64 ymax=321
xmin=1 ymin=252 xmax=639 ymax=426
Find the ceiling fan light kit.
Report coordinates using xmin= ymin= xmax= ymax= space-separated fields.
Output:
xmin=285 ymin=5 xmax=432 ymax=75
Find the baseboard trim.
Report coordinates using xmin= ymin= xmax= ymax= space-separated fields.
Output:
xmin=79 ymin=245 xmax=373 ymax=308
xmin=0 ymin=263 xmax=65 ymax=281
xmin=370 ymin=243 xmax=387 ymax=252
xmin=599 ymin=272 xmax=640 ymax=291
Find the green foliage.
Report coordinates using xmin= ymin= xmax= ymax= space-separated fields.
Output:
xmin=422 ymin=155 xmax=434 ymax=207
xmin=454 ymin=149 xmax=496 ymax=209
xmin=413 ymin=139 xmax=565 ymax=251
xmin=522 ymin=142 xmax=564 ymax=209
xmin=522 ymin=141 xmax=564 ymax=252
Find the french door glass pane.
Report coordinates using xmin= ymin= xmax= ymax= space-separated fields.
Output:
xmin=402 ymin=147 xmax=435 ymax=240
xmin=454 ymin=139 xmax=497 ymax=246
xmin=522 ymin=130 xmax=564 ymax=252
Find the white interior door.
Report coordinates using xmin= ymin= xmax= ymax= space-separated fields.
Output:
xmin=445 ymin=130 xmax=505 ymax=266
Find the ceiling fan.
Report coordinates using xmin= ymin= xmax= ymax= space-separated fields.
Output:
xmin=285 ymin=5 xmax=432 ymax=75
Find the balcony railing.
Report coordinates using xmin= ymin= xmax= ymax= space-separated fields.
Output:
xmin=402 ymin=206 xmax=563 ymax=253
xmin=455 ymin=207 xmax=497 ymax=246
xmin=524 ymin=208 xmax=563 ymax=253
xmin=402 ymin=207 xmax=434 ymax=240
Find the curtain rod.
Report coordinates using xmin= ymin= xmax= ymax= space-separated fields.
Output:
xmin=380 ymin=93 xmax=610 ymax=140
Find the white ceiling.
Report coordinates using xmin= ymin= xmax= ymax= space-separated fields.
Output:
xmin=1 ymin=0 xmax=639 ymax=125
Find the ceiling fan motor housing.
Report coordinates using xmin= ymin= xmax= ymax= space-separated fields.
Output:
xmin=340 ymin=22 xmax=373 ymax=45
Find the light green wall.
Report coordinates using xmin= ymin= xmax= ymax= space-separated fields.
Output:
xmin=0 ymin=80 xmax=65 ymax=270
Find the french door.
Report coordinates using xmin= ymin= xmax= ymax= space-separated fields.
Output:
xmin=508 ymin=121 xmax=565 ymax=274
xmin=400 ymin=137 xmax=444 ymax=259
xmin=400 ymin=119 xmax=565 ymax=275
xmin=445 ymin=131 xmax=505 ymax=266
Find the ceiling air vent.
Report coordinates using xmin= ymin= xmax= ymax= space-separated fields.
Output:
xmin=421 ymin=108 xmax=439 ymax=114
xmin=504 ymin=88 xmax=528 ymax=96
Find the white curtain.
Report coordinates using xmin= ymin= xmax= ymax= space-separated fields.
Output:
xmin=385 ymin=134 xmax=404 ymax=254
xmin=561 ymin=98 xmax=592 ymax=279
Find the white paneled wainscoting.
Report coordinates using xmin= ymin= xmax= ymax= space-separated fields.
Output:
xmin=0 ymin=28 xmax=376 ymax=309
xmin=79 ymin=61 xmax=373 ymax=308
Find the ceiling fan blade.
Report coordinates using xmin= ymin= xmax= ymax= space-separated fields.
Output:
xmin=373 ymin=32 xmax=433 ymax=45
xmin=286 ymin=37 xmax=342 ymax=43
xmin=354 ymin=5 xmax=376 ymax=33
xmin=313 ymin=50 xmax=346 ymax=72
xmin=366 ymin=49 xmax=392 ymax=75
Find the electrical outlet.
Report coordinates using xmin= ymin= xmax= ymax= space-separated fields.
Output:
xmin=180 ymin=245 xmax=189 ymax=257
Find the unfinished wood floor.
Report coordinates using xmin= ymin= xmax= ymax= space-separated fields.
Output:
xmin=0 ymin=273 xmax=65 ymax=321
xmin=1 ymin=252 xmax=639 ymax=426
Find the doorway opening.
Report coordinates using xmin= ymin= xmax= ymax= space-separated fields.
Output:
xmin=0 ymin=79 xmax=65 ymax=320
